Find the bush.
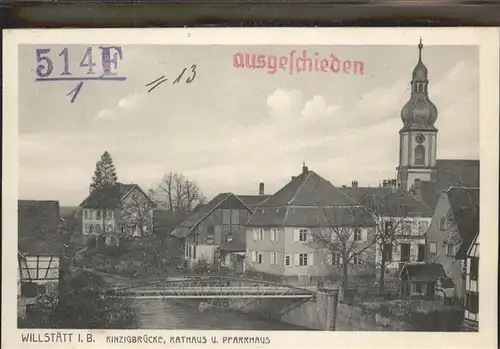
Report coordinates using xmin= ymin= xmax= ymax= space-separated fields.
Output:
xmin=408 ymin=309 xmax=464 ymax=331
xmin=20 ymin=269 xmax=138 ymax=329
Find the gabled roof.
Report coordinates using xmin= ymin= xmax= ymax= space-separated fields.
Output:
xmin=247 ymin=170 xmax=374 ymax=227
xmin=171 ymin=193 xmax=251 ymax=238
xmin=445 ymin=187 xmax=479 ymax=259
xmin=400 ymin=262 xmax=447 ymax=282
xmin=261 ymin=171 xmax=358 ymax=207
xmin=237 ymin=195 xmax=271 ymax=208
xmin=18 ymin=200 xmax=62 ymax=256
xmin=340 ymin=187 xmax=434 ymax=218
xmin=418 ymin=159 xmax=479 ymax=209
xmin=79 ymin=183 xmax=151 ymax=209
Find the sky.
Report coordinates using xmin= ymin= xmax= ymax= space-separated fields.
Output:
xmin=18 ymin=44 xmax=479 ymax=206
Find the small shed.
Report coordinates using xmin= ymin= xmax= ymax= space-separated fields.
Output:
xmin=217 ymin=239 xmax=246 ymax=274
xmin=399 ymin=262 xmax=453 ymax=300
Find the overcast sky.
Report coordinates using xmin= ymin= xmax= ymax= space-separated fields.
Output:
xmin=18 ymin=44 xmax=479 ymax=206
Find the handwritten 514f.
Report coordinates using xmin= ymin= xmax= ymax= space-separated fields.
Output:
xmin=35 ymin=46 xmax=125 ymax=103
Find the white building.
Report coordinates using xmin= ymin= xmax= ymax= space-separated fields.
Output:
xmin=463 ymin=230 xmax=479 ymax=331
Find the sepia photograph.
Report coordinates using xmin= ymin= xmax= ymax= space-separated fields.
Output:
xmin=2 ymin=28 xmax=498 ymax=349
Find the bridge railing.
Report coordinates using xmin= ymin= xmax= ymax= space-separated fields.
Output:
xmin=115 ymin=275 xmax=315 ymax=296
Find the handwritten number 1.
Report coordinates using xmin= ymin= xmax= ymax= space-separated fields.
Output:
xmin=173 ymin=68 xmax=186 ymax=84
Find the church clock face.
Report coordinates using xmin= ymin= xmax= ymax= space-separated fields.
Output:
xmin=416 ymin=134 xmax=426 ymax=144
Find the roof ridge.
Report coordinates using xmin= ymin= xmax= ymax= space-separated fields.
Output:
xmin=288 ymin=171 xmax=312 ymax=205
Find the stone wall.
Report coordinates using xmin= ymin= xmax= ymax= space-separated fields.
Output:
xmin=229 ymin=292 xmax=334 ymax=331
xmin=229 ymin=293 xmax=410 ymax=331
xmin=336 ymin=303 xmax=410 ymax=331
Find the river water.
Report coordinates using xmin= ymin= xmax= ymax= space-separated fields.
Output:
xmin=135 ymin=299 xmax=310 ymax=330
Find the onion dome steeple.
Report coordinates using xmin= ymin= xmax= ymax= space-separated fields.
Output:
xmin=400 ymin=39 xmax=438 ymax=132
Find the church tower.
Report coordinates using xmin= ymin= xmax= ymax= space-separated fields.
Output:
xmin=397 ymin=39 xmax=438 ymax=192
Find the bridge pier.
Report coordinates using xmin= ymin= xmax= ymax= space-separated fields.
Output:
xmin=325 ymin=290 xmax=339 ymax=331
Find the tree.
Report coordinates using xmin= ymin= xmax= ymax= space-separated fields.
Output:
xmin=89 ymin=151 xmax=119 ymax=247
xmin=309 ymin=206 xmax=377 ymax=299
xmin=21 ymin=269 xmax=138 ymax=329
xmin=362 ymin=193 xmax=411 ymax=293
xmin=121 ymin=189 xmax=155 ymax=238
xmin=90 ymin=151 xmax=118 ymax=192
xmin=150 ymin=172 xmax=206 ymax=222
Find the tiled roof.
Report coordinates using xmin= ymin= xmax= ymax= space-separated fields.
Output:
xmin=261 ymin=171 xmax=359 ymax=207
xmin=219 ymin=239 xmax=246 ymax=252
xmin=79 ymin=183 xmax=135 ymax=208
xmin=446 ymin=187 xmax=479 ymax=259
xmin=79 ymin=183 xmax=152 ymax=209
xmin=247 ymin=170 xmax=374 ymax=227
xmin=340 ymin=187 xmax=434 ymax=218
xmin=419 ymin=159 xmax=479 ymax=209
xmin=237 ymin=195 xmax=271 ymax=208
xmin=401 ymin=262 xmax=447 ymax=282
xmin=339 ymin=187 xmax=393 ymax=202
xmin=171 ymin=193 xmax=232 ymax=238
xmin=18 ymin=200 xmax=62 ymax=256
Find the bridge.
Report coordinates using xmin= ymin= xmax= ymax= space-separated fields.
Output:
xmin=115 ymin=275 xmax=316 ymax=300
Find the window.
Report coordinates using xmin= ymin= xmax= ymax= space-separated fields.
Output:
xmin=419 ymin=221 xmax=429 ymax=234
xmin=353 ymin=228 xmax=361 ymax=241
xmin=285 ymin=256 xmax=291 ymax=266
xmin=384 ymin=221 xmax=394 ymax=234
xmin=89 ymin=224 xmax=94 ymax=233
xmin=400 ymin=243 xmax=410 ymax=262
xmin=270 ymin=228 xmax=277 ymax=242
xmin=193 ymin=246 xmax=197 ymax=259
xmin=329 ymin=254 xmax=341 ymax=266
xmin=188 ymin=245 xmax=192 ymax=258
xmin=231 ymin=210 xmax=240 ymax=225
xmin=299 ymin=253 xmax=308 ymax=266
xmin=185 ymin=244 xmax=189 ymax=258
xmin=383 ymin=244 xmax=393 ymax=261
xmin=107 ymin=224 xmax=113 ymax=232
xmin=251 ymin=251 xmax=258 ymax=263
xmin=446 ymin=244 xmax=455 ymax=256
xmin=258 ymin=229 xmax=263 ymax=240
xmin=96 ymin=210 xmax=101 ymax=220
xmin=439 ymin=216 xmax=447 ymax=231
xmin=430 ymin=242 xmax=437 ymax=254
xmin=352 ymin=256 xmax=362 ymax=265
xmin=470 ymin=257 xmax=479 ymax=280
xmin=222 ymin=209 xmax=231 ymax=224
xmin=402 ymin=221 xmax=411 ymax=235
xmin=258 ymin=253 xmax=263 ymax=264
xmin=466 ymin=293 xmax=479 ymax=314
xmin=299 ymin=229 xmax=308 ymax=242
xmin=415 ymin=283 xmax=423 ymax=294
xmin=271 ymin=252 xmax=277 ymax=265
xmin=414 ymin=145 xmax=425 ymax=165
xmin=84 ymin=210 xmax=88 ymax=219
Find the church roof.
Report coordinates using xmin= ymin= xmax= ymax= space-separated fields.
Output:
xmin=418 ymin=159 xmax=479 ymax=209
xmin=340 ymin=187 xmax=434 ymax=218
xmin=401 ymin=40 xmax=438 ymax=132
xmin=246 ymin=168 xmax=375 ymax=227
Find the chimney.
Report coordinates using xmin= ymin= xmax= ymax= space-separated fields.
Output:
xmin=352 ymin=181 xmax=358 ymax=188
xmin=259 ymin=182 xmax=265 ymax=196
xmin=302 ymin=162 xmax=308 ymax=174
xmin=391 ymin=179 xmax=397 ymax=192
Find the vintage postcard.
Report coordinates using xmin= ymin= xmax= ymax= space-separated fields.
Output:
xmin=2 ymin=28 xmax=499 ymax=349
